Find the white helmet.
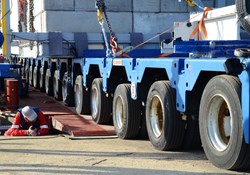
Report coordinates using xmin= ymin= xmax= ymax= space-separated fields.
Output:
xmin=21 ymin=106 xmax=37 ymax=121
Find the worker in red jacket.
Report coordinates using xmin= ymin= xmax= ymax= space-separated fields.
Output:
xmin=4 ymin=106 xmax=49 ymax=136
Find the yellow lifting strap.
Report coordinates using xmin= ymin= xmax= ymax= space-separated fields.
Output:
xmin=185 ymin=0 xmax=195 ymax=7
xmin=97 ymin=9 xmax=103 ymax=25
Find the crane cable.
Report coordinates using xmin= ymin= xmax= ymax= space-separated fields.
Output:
xmin=96 ymin=0 xmax=210 ymax=57
xmin=96 ymin=0 xmax=128 ymax=57
xmin=96 ymin=8 xmax=112 ymax=57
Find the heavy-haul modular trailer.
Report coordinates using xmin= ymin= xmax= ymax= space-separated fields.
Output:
xmin=18 ymin=2 xmax=250 ymax=170
xmin=23 ymin=36 xmax=250 ymax=170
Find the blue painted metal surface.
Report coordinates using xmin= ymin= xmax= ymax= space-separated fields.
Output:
xmin=0 ymin=63 xmax=23 ymax=78
xmin=60 ymin=39 xmax=250 ymax=144
xmin=0 ymin=63 xmax=10 ymax=77
xmin=83 ymin=49 xmax=161 ymax=58
xmin=0 ymin=63 xmax=28 ymax=97
xmin=240 ymin=60 xmax=250 ymax=144
xmin=174 ymin=40 xmax=250 ymax=58
xmin=0 ymin=32 xmax=4 ymax=47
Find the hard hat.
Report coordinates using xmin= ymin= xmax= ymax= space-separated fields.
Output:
xmin=21 ymin=106 xmax=37 ymax=121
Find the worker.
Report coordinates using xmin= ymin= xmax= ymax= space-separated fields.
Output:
xmin=0 ymin=54 xmax=4 ymax=63
xmin=4 ymin=106 xmax=49 ymax=136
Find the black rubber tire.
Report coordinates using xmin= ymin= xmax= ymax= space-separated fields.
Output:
xmin=182 ymin=115 xmax=201 ymax=150
xmin=45 ymin=69 xmax=53 ymax=96
xmin=199 ymin=75 xmax=250 ymax=170
xmin=62 ymin=72 xmax=74 ymax=106
xmin=39 ymin=67 xmax=45 ymax=92
xmin=146 ymin=81 xmax=185 ymax=151
xmin=113 ymin=84 xmax=141 ymax=139
xmin=33 ymin=67 xmax=39 ymax=89
xmin=137 ymin=106 xmax=149 ymax=139
xmin=91 ymin=78 xmax=112 ymax=124
xmin=236 ymin=0 xmax=250 ymax=34
xmin=74 ymin=75 xmax=91 ymax=115
xmin=53 ymin=70 xmax=62 ymax=100
xmin=29 ymin=66 xmax=33 ymax=86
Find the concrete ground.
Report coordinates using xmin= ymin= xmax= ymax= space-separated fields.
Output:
xmin=0 ymin=88 xmax=249 ymax=175
xmin=0 ymin=135 xmax=249 ymax=175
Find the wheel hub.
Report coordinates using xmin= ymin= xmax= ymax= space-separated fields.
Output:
xmin=115 ymin=96 xmax=124 ymax=129
xmin=207 ymin=95 xmax=232 ymax=152
xmin=75 ymin=84 xmax=80 ymax=107
xmin=91 ymin=87 xmax=98 ymax=118
xmin=149 ymin=95 xmax=164 ymax=138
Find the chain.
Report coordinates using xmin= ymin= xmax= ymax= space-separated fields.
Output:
xmin=96 ymin=0 xmax=106 ymax=12
xmin=96 ymin=0 xmax=124 ymax=56
xmin=29 ymin=0 xmax=35 ymax=50
xmin=18 ymin=0 xmax=22 ymax=31
xmin=18 ymin=0 xmax=28 ymax=32
xmin=96 ymin=0 xmax=114 ymax=37
xmin=96 ymin=0 xmax=120 ymax=56
xmin=29 ymin=0 xmax=35 ymax=32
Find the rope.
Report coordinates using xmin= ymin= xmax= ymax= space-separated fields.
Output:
xmin=133 ymin=12 xmax=202 ymax=50
xmin=107 ymin=12 xmax=204 ymax=58
xmin=131 ymin=11 xmax=205 ymax=58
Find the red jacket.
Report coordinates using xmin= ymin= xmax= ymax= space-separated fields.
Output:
xmin=4 ymin=111 xmax=49 ymax=136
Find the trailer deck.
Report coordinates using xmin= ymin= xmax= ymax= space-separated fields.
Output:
xmin=0 ymin=87 xmax=115 ymax=137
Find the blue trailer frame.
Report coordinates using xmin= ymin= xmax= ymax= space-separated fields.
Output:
xmin=25 ymin=37 xmax=250 ymax=170
xmin=79 ymin=40 xmax=250 ymax=143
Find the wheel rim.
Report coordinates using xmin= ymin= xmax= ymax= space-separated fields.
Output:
xmin=33 ymin=70 xmax=37 ymax=86
xmin=91 ymin=86 xmax=98 ymax=119
xmin=115 ymin=96 xmax=124 ymax=129
xmin=207 ymin=95 xmax=232 ymax=152
xmin=25 ymin=67 xmax=29 ymax=80
xmin=62 ymin=80 xmax=67 ymax=101
xmin=45 ymin=73 xmax=48 ymax=93
xmin=39 ymin=69 xmax=43 ymax=88
xmin=149 ymin=95 xmax=164 ymax=138
xmin=75 ymin=84 xmax=80 ymax=108
xmin=53 ymin=73 xmax=57 ymax=96
xmin=29 ymin=68 xmax=32 ymax=84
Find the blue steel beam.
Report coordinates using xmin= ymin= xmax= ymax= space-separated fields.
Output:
xmin=240 ymin=60 xmax=250 ymax=144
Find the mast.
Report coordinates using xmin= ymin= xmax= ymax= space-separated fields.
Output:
xmin=1 ymin=0 xmax=11 ymax=58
